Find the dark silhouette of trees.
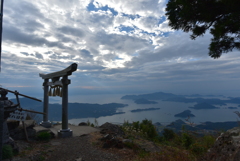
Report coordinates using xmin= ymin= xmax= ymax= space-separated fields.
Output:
xmin=165 ymin=0 xmax=240 ymax=58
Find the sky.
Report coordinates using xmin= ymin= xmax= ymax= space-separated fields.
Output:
xmin=0 ymin=0 xmax=240 ymax=98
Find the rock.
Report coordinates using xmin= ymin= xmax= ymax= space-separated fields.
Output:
xmin=122 ymin=139 xmax=132 ymax=143
xmin=78 ymin=122 xmax=88 ymax=126
xmin=7 ymin=120 xmax=20 ymax=131
xmin=200 ymin=127 xmax=240 ymax=161
xmin=20 ymin=120 xmax=36 ymax=129
xmin=102 ymin=142 xmax=111 ymax=149
xmin=115 ymin=141 xmax=124 ymax=149
xmin=100 ymin=134 xmax=112 ymax=141
xmin=9 ymin=126 xmax=36 ymax=140
xmin=137 ymin=140 xmax=161 ymax=153
xmin=100 ymin=122 xmax=125 ymax=136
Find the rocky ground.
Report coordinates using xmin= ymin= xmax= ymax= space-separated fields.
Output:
xmin=6 ymin=122 xmax=142 ymax=161
xmin=8 ymin=132 xmax=137 ymax=161
xmin=7 ymin=121 xmax=240 ymax=161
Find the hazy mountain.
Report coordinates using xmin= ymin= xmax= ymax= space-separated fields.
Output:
xmin=121 ymin=91 xmax=240 ymax=106
xmin=189 ymin=102 xmax=219 ymax=110
xmin=10 ymin=98 xmax=128 ymax=121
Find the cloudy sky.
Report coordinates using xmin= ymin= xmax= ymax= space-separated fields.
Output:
xmin=0 ymin=0 xmax=240 ymax=98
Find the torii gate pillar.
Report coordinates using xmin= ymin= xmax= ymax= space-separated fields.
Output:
xmin=39 ymin=63 xmax=77 ymax=138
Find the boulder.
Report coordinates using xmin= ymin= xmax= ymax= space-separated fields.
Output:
xmin=200 ymin=127 xmax=240 ymax=161
xmin=78 ymin=122 xmax=88 ymax=126
xmin=9 ymin=120 xmax=37 ymax=140
xmin=7 ymin=120 xmax=20 ymax=131
xmin=99 ymin=122 xmax=125 ymax=136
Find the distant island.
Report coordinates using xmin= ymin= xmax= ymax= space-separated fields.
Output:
xmin=183 ymin=94 xmax=225 ymax=98
xmin=174 ymin=110 xmax=195 ymax=118
xmin=130 ymin=108 xmax=160 ymax=113
xmin=10 ymin=98 xmax=128 ymax=121
xmin=121 ymin=92 xmax=240 ymax=105
xmin=134 ymin=98 xmax=158 ymax=104
xmin=189 ymin=102 xmax=219 ymax=110
xmin=155 ymin=119 xmax=239 ymax=134
xmin=228 ymin=107 xmax=238 ymax=109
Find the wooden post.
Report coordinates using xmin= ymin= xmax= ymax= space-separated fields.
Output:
xmin=40 ymin=79 xmax=51 ymax=128
xmin=58 ymin=76 xmax=72 ymax=138
xmin=21 ymin=121 xmax=29 ymax=142
xmin=62 ymin=75 xmax=68 ymax=130
xmin=0 ymin=103 xmax=3 ymax=160
xmin=15 ymin=93 xmax=29 ymax=141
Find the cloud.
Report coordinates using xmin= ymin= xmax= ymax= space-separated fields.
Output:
xmin=1 ymin=0 xmax=240 ymax=97
xmin=94 ymin=0 xmax=166 ymax=17
xmin=35 ymin=52 xmax=44 ymax=59
xmin=57 ymin=26 xmax=85 ymax=38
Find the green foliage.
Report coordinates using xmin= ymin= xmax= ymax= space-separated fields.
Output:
xmin=36 ymin=131 xmax=51 ymax=141
xmin=162 ymin=128 xmax=175 ymax=141
xmin=2 ymin=144 xmax=13 ymax=160
xmin=165 ymin=0 xmax=240 ymax=58
xmin=181 ymin=133 xmax=194 ymax=149
xmin=190 ymin=135 xmax=215 ymax=156
xmin=123 ymin=141 xmax=136 ymax=149
xmin=86 ymin=119 xmax=98 ymax=127
xmin=94 ymin=118 xmax=99 ymax=127
xmin=87 ymin=120 xmax=91 ymax=126
xmin=140 ymin=119 xmax=158 ymax=139
xmin=122 ymin=119 xmax=158 ymax=141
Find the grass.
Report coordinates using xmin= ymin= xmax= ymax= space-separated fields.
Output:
xmin=120 ymin=119 xmax=217 ymax=161
xmin=36 ymin=131 xmax=52 ymax=142
xmin=2 ymin=144 xmax=13 ymax=160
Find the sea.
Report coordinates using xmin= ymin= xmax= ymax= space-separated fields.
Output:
xmin=46 ymin=94 xmax=240 ymax=126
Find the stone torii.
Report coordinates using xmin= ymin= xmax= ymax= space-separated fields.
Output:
xmin=39 ymin=63 xmax=77 ymax=138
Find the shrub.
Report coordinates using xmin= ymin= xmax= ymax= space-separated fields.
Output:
xmin=140 ymin=119 xmax=158 ymax=139
xmin=181 ymin=133 xmax=194 ymax=149
xmin=36 ymin=131 xmax=51 ymax=141
xmin=162 ymin=128 xmax=175 ymax=141
xmin=122 ymin=119 xmax=158 ymax=141
xmin=2 ymin=144 xmax=13 ymax=160
xmin=190 ymin=142 xmax=206 ymax=155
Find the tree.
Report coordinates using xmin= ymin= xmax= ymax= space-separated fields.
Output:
xmin=165 ymin=0 xmax=240 ymax=58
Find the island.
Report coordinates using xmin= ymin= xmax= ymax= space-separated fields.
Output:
xmin=189 ymin=102 xmax=219 ymax=110
xmin=134 ymin=98 xmax=158 ymax=104
xmin=155 ymin=119 xmax=239 ymax=134
xmin=130 ymin=107 xmax=160 ymax=113
xmin=228 ymin=107 xmax=238 ymax=109
xmin=121 ymin=92 xmax=229 ymax=105
xmin=174 ymin=110 xmax=195 ymax=118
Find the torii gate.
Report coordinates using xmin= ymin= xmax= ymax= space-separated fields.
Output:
xmin=39 ymin=63 xmax=77 ymax=138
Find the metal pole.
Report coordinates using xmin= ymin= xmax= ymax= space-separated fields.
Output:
xmin=0 ymin=0 xmax=4 ymax=71
xmin=17 ymin=108 xmax=45 ymax=115
xmin=0 ymin=103 xmax=4 ymax=160
xmin=0 ymin=88 xmax=42 ymax=102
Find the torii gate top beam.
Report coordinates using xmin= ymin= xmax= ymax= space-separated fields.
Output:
xmin=39 ymin=63 xmax=78 ymax=80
